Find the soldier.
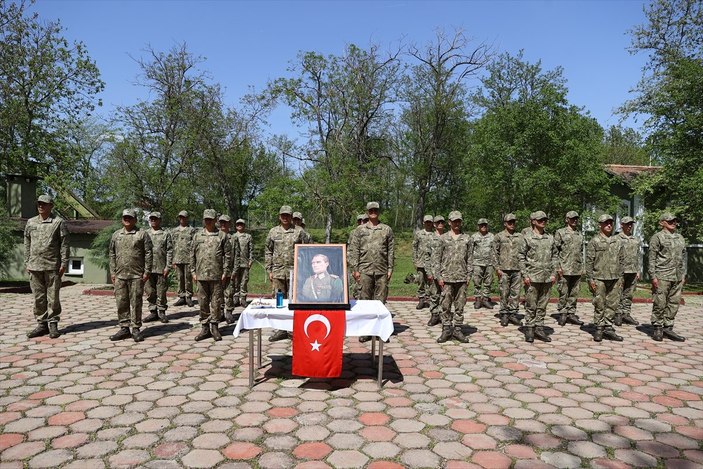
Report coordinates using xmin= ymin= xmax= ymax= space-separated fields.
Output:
xmin=412 ymin=215 xmax=434 ymax=309
xmin=433 ymin=211 xmax=471 ymax=343
xmin=585 ymin=214 xmax=625 ymax=342
xmin=648 ymin=212 xmax=687 ymax=342
xmin=301 ymin=254 xmax=344 ymax=302
xmin=493 ymin=213 xmax=523 ymax=327
xmin=349 ymin=214 xmax=367 ymax=300
xmin=554 ymin=211 xmax=585 ymax=326
xmin=470 ymin=218 xmax=495 ymax=309
xmin=348 ymin=201 xmax=395 ymax=342
xmin=231 ymin=218 xmax=253 ymax=314
xmin=219 ymin=215 xmax=241 ymax=324
xmin=267 ymin=205 xmax=306 ymax=341
xmin=144 ymin=212 xmax=173 ymax=324
xmin=109 ymin=209 xmax=153 ymax=342
xmin=425 ymin=215 xmax=446 ymax=327
xmin=191 ymin=209 xmax=232 ymax=341
xmin=171 ymin=211 xmax=195 ymax=307
xmin=518 ymin=211 xmax=557 ymax=343
xmin=24 ymin=194 xmax=69 ymax=339
xmin=616 ymin=216 xmax=640 ymax=326
xmin=293 ymin=211 xmax=313 ymax=243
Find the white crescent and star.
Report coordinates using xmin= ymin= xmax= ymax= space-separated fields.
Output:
xmin=303 ymin=314 xmax=332 ymax=352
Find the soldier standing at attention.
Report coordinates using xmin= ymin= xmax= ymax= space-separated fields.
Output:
xmin=109 ymin=209 xmax=153 ymax=342
xmin=191 ymin=209 xmax=232 ymax=341
xmin=470 ymin=218 xmax=495 ymax=309
xmin=267 ymin=205 xmax=305 ymax=342
xmin=24 ymin=194 xmax=69 ymax=339
xmin=493 ymin=213 xmax=523 ymax=327
xmin=433 ymin=211 xmax=472 ymax=343
xmin=219 ymin=215 xmax=241 ymax=324
xmin=144 ymin=212 xmax=173 ymax=324
xmin=554 ymin=211 xmax=585 ymax=326
xmin=648 ymin=212 xmax=687 ymax=342
xmin=293 ymin=211 xmax=313 ymax=244
xmin=172 ymin=211 xmax=195 ymax=307
xmin=585 ymin=214 xmax=624 ymax=342
xmin=518 ymin=211 xmax=557 ymax=343
xmin=348 ymin=201 xmax=395 ymax=342
xmin=349 ymin=214 xmax=367 ymax=300
xmin=425 ymin=215 xmax=446 ymax=327
xmin=616 ymin=216 xmax=640 ymax=326
xmin=412 ymin=215 xmax=434 ymax=310
xmin=231 ymin=218 xmax=253 ymax=312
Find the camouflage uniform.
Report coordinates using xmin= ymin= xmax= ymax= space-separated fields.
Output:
xmin=232 ymin=222 xmax=253 ymax=306
xmin=109 ymin=224 xmax=153 ymax=329
xmin=412 ymin=216 xmax=434 ymax=307
xmin=145 ymin=224 xmax=173 ymax=318
xmin=493 ymin=224 xmax=522 ymax=323
xmin=172 ymin=221 xmax=196 ymax=302
xmin=265 ymin=225 xmax=305 ymax=298
xmin=348 ymin=220 xmax=395 ymax=302
xmin=585 ymin=219 xmax=624 ymax=338
xmin=518 ymin=225 xmax=557 ymax=330
xmin=191 ymin=225 xmax=232 ymax=325
xmin=24 ymin=206 xmax=69 ymax=326
xmin=470 ymin=229 xmax=495 ymax=303
xmin=433 ymin=230 xmax=472 ymax=329
xmin=554 ymin=219 xmax=584 ymax=324
xmin=617 ymin=220 xmax=640 ymax=325
xmin=648 ymin=224 xmax=687 ymax=331
xmin=293 ymin=212 xmax=313 ymax=244
xmin=424 ymin=218 xmax=445 ymax=323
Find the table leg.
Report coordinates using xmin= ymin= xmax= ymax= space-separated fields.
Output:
xmin=248 ymin=329 xmax=254 ymax=388
xmin=371 ymin=336 xmax=376 ymax=363
xmin=257 ymin=329 xmax=262 ymax=368
xmin=377 ymin=339 xmax=384 ymax=388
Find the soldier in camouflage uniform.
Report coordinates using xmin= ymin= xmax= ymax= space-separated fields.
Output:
xmin=349 ymin=214 xmax=367 ymax=300
xmin=518 ymin=211 xmax=557 ymax=343
xmin=433 ymin=211 xmax=471 ymax=343
xmin=24 ymin=194 xmax=69 ymax=339
xmin=585 ymin=214 xmax=625 ymax=342
xmin=231 ymin=218 xmax=253 ymax=313
xmin=648 ymin=212 xmax=687 ymax=342
xmin=293 ymin=212 xmax=313 ymax=244
xmin=493 ymin=213 xmax=523 ymax=327
xmin=425 ymin=215 xmax=446 ymax=327
xmin=144 ymin=212 xmax=173 ymax=324
xmin=554 ymin=211 xmax=585 ymax=326
xmin=348 ymin=201 xmax=395 ymax=343
xmin=109 ymin=209 xmax=153 ymax=342
xmin=171 ymin=211 xmax=195 ymax=307
xmin=412 ymin=215 xmax=435 ymax=309
xmin=616 ymin=216 xmax=640 ymax=326
xmin=191 ymin=209 xmax=232 ymax=342
xmin=470 ymin=219 xmax=495 ymax=309
xmin=267 ymin=205 xmax=306 ymax=341
xmin=219 ymin=215 xmax=241 ymax=324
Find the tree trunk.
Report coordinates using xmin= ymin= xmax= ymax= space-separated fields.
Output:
xmin=325 ymin=206 xmax=333 ymax=244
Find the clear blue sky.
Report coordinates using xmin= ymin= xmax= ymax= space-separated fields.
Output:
xmin=34 ymin=0 xmax=650 ymax=136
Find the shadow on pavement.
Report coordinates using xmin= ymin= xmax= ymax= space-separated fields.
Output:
xmin=142 ymin=322 xmax=191 ymax=338
xmin=61 ymin=319 xmax=117 ymax=333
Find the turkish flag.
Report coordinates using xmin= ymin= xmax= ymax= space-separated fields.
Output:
xmin=292 ymin=310 xmax=346 ymax=378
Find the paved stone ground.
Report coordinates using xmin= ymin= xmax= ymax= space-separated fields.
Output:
xmin=1 ymin=285 xmax=702 ymax=469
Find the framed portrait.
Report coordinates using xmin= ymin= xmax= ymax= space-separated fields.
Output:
xmin=290 ymin=244 xmax=350 ymax=309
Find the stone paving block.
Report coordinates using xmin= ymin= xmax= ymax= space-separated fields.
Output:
xmin=540 ymin=451 xmax=582 ymax=468
xmin=181 ymin=449 xmax=223 ymax=468
xmin=399 ymin=449 xmax=441 ymax=468
xmin=326 ymin=450 xmax=369 ymax=468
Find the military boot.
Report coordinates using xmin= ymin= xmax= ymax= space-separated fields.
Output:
xmin=195 ymin=324 xmax=212 ymax=341
xmin=622 ymin=313 xmax=639 ymax=325
xmin=566 ymin=313 xmax=584 ymax=326
xmin=416 ymin=300 xmax=424 ymax=310
xmin=48 ymin=323 xmax=61 ymax=339
xmin=269 ymin=330 xmax=290 ymax=342
xmin=663 ymin=326 xmax=685 ymax=342
xmin=482 ymin=298 xmax=494 ymax=309
xmin=557 ymin=312 xmax=567 ymax=326
xmin=186 ymin=297 xmax=195 ymax=307
xmin=452 ymin=326 xmax=469 ymax=343
xmin=225 ymin=310 xmax=235 ymax=325
xmin=509 ymin=313 xmax=522 ymax=326
xmin=652 ymin=326 xmax=663 ymax=341
xmin=614 ymin=313 xmax=623 ymax=326
xmin=27 ymin=323 xmax=49 ymax=338
xmin=500 ymin=313 xmax=509 ymax=327
xmin=437 ymin=326 xmax=452 ymax=343
xmin=603 ymin=327 xmax=623 ymax=342
xmin=593 ymin=327 xmax=604 ymax=342
xmin=524 ymin=327 xmax=534 ymax=343
xmin=474 ymin=298 xmax=482 ymax=309
xmin=174 ymin=297 xmax=186 ymax=306
xmin=534 ymin=326 xmax=551 ymax=342
xmin=132 ymin=327 xmax=144 ymax=342
xmin=144 ymin=311 xmax=159 ymax=322
xmin=427 ymin=314 xmax=440 ymax=327
xmin=110 ymin=327 xmax=131 ymax=341
xmin=210 ymin=323 xmax=222 ymax=341
xmin=158 ymin=310 xmax=168 ymax=323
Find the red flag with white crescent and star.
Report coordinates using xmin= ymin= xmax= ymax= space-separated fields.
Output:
xmin=292 ymin=310 xmax=346 ymax=378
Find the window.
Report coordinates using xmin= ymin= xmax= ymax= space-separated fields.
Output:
xmin=67 ymin=258 xmax=84 ymax=276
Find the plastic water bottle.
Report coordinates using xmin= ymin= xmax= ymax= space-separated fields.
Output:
xmin=276 ymin=289 xmax=284 ymax=308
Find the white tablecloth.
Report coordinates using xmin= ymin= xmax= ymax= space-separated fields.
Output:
xmin=233 ymin=300 xmax=394 ymax=341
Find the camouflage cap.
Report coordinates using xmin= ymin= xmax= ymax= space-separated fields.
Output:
xmin=203 ymin=209 xmax=217 ymax=219
xmin=366 ymin=201 xmax=380 ymax=211
xmin=292 ymin=211 xmax=303 ymax=219
xmin=178 ymin=210 xmax=189 ymax=218
xmin=434 ymin=215 xmax=445 ymax=223
xmin=448 ymin=210 xmax=463 ymax=221
xmin=530 ymin=210 xmax=548 ymax=220
xmin=565 ymin=210 xmax=579 ymax=219
xmin=279 ymin=205 xmax=293 ymax=215
xmin=477 ymin=218 xmax=489 ymax=225
xmin=235 ymin=218 xmax=246 ymax=225
xmin=122 ymin=208 xmax=136 ymax=218
xmin=149 ymin=211 xmax=161 ymax=219
xmin=598 ymin=214 xmax=614 ymax=223
xmin=218 ymin=214 xmax=231 ymax=222
xmin=37 ymin=194 xmax=53 ymax=204
xmin=423 ymin=215 xmax=434 ymax=223
xmin=357 ymin=214 xmax=365 ymax=221
xmin=659 ymin=212 xmax=677 ymax=222
xmin=503 ymin=213 xmax=517 ymax=222
xmin=621 ymin=216 xmax=635 ymax=224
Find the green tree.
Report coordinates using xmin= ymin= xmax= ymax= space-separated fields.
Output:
xmin=602 ymin=125 xmax=650 ymax=166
